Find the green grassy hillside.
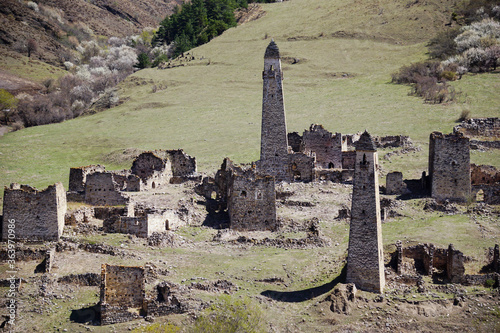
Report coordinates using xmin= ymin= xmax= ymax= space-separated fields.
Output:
xmin=1 ymin=0 xmax=499 ymax=201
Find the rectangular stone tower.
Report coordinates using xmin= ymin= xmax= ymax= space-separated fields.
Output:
xmin=258 ymin=40 xmax=290 ymax=182
xmin=346 ymin=131 xmax=385 ymax=293
xmin=428 ymin=131 xmax=471 ymax=202
xmin=2 ymin=183 xmax=67 ymax=241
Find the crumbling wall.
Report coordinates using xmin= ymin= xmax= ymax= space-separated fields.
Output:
xmin=428 ymin=132 xmax=471 ymax=202
xmin=288 ymin=152 xmax=315 ymax=182
xmin=386 ymin=172 xmax=406 ymax=195
xmin=68 ymin=165 xmax=106 ymax=192
xmin=396 ymin=243 xmax=467 ymax=282
xmin=471 ymin=164 xmax=500 ymax=185
xmin=100 ymin=264 xmax=145 ymax=325
xmin=287 ymin=132 xmax=302 ymax=152
xmin=84 ymin=172 xmax=129 ymax=206
xmin=373 ymin=135 xmax=413 ymax=149
xmin=2 ymin=183 xmax=67 ymax=241
xmin=228 ymin=170 xmax=277 ymax=231
xmin=447 ymin=244 xmax=466 ymax=283
xmin=103 ymin=213 xmax=167 ymax=238
xmin=167 ymin=149 xmax=197 ymax=178
xmin=131 ymin=151 xmax=172 ymax=190
xmin=453 ymin=117 xmax=500 ymax=138
xmin=342 ymin=151 xmax=356 ymax=170
xmin=301 ymin=124 xmax=343 ymax=169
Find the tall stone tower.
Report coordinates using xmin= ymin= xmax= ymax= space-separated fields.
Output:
xmin=258 ymin=40 xmax=289 ymax=182
xmin=428 ymin=131 xmax=470 ymax=202
xmin=346 ymin=131 xmax=385 ymax=293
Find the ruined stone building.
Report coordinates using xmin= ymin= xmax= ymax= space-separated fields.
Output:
xmin=385 ymin=171 xmax=406 ymax=195
xmin=227 ymin=166 xmax=277 ymax=232
xmin=85 ymin=172 xmax=130 ymax=206
xmin=428 ymin=132 xmax=471 ymax=202
xmin=471 ymin=164 xmax=500 ymax=204
xmin=301 ymin=124 xmax=345 ymax=169
xmin=100 ymin=264 xmax=145 ymax=325
xmin=2 ymin=182 xmax=67 ymax=241
xmin=131 ymin=151 xmax=173 ymax=190
xmin=68 ymin=149 xmax=197 ymax=201
xmin=69 ymin=165 xmax=106 ymax=193
xmin=256 ymin=39 xmax=290 ymax=182
xmin=454 ymin=117 xmax=500 ymax=138
xmin=103 ymin=212 xmax=173 ymax=238
xmin=346 ymin=131 xmax=385 ymax=293
xmin=196 ymin=158 xmax=278 ymax=231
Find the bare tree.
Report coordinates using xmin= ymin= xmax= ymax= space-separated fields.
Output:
xmin=27 ymin=38 xmax=38 ymax=58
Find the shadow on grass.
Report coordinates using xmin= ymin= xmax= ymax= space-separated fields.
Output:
xmin=261 ymin=265 xmax=346 ymax=303
xmin=70 ymin=304 xmax=100 ymax=326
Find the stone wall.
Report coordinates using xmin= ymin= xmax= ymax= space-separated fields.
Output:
xmin=228 ymin=169 xmax=277 ymax=231
xmin=453 ymin=117 xmax=500 ymax=138
xmin=346 ymin=131 xmax=385 ymax=293
xmin=287 ymin=132 xmax=302 ymax=152
xmin=100 ymin=264 xmax=145 ymax=325
xmin=301 ymin=124 xmax=343 ymax=169
xmin=84 ymin=172 xmax=129 ymax=206
xmin=396 ymin=243 xmax=467 ymax=282
xmin=103 ymin=213 xmax=167 ymax=238
xmin=2 ymin=183 xmax=67 ymax=241
xmin=373 ymin=135 xmax=413 ymax=149
xmin=288 ymin=152 xmax=315 ymax=182
xmin=131 ymin=151 xmax=172 ymax=190
xmin=167 ymin=149 xmax=197 ymax=178
xmin=386 ymin=172 xmax=406 ymax=195
xmin=68 ymin=165 xmax=106 ymax=192
xmin=342 ymin=151 xmax=356 ymax=170
xmin=428 ymin=132 xmax=471 ymax=203
xmin=471 ymin=164 xmax=500 ymax=185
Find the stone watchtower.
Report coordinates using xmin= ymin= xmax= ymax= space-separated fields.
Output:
xmin=346 ymin=131 xmax=385 ymax=293
xmin=428 ymin=131 xmax=471 ymax=202
xmin=258 ymin=40 xmax=289 ymax=182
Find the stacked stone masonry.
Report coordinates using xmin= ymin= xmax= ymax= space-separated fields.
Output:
xmin=428 ymin=132 xmax=471 ymax=203
xmin=2 ymin=183 xmax=67 ymax=241
xmin=301 ymin=124 xmax=344 ymax=169
xmin=386 ymin=171 xmax=406 ymax=195
xmin=346 ymin=131 xmax=385 ymax=293
xmin=84 ymin=172 xmax=130 ymax=206
xmin=453 ymin=117 xmax=500 ymax=138
xmin=100 ymin=264 xmax=145 ymax=325
xmin=258 ymin=40 xmax=290 ymax=182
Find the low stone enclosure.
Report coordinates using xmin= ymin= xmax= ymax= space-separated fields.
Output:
xmin=390 ymin=242 xmax=500 ymax=287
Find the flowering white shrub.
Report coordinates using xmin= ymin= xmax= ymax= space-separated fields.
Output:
xmin=70 ymin=85 xmax=94 ymax=104
xmin=27 ymin=1 xmax=39 ymax=12
xmin=88 ymin=56 xmax=106 ymax=69
xmin=106 ymin=45 xmax=137 ymax=72
xmin=108 ymin=37 xmax=127 ymax=47
xmin=455 ymin=18 xmax=500 ymax=52
xmin=64 ymin=61 xmax=74 ymax=70
xmin=75 ymin=64 xmax=92 ymax=81
xmin=90 ymin=66 xmax=112 ymax=77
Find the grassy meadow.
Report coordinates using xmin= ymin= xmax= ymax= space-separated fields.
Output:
xmin=1 ymin=0 xmax=499 ymax=201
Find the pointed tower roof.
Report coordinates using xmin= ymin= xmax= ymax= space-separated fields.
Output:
xmin=264 ymin=39 xmax=280 ymax=59
xmin=355 ymin=130 xmax=377 ymax=151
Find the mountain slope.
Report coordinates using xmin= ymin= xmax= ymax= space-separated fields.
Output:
xmin=0 ymin=0 xmax=499 ymax=197
xmin=0 ymin=0 xmax=181 ymax=66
